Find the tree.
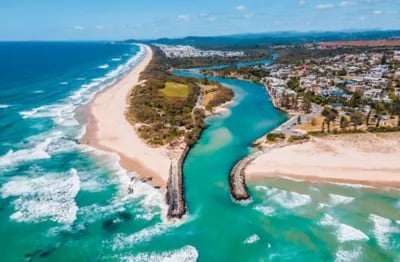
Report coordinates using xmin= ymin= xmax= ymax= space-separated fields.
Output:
xmin=340 ymin=116 xmax=349 ymax=129
xmin=302 ymin=98 xmax=312 ymax=113
xmin=297 ymin=115 xmax=302 ymax=124
xmin=349 ymin=92 xmax=362 ymax=107
xmin=366 ymin=110 xmax=371 ymax=126
xmin=350 ymin=112 xmax=364 ymax=130
xmin=321 ymin=107 xmax=338 ymax=133
xmin=381 ymin=54 xmax=387 ymax=65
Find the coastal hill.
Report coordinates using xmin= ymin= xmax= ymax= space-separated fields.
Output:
xmin=125 ymin=30 xmax=400 ymax=49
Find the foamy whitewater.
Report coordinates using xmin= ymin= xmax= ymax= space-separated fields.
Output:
xmin=0 ymin=42 xmax=399 ymax=261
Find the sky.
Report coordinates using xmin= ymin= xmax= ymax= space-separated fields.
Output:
xmin=0 ymin=0 xmax=399 ymax=40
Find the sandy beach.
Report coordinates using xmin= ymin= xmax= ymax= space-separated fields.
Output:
xmin=246 ymin=133 xmax=400 ymax=187
xmin=82 ymin=45 xmax=180 ymax=189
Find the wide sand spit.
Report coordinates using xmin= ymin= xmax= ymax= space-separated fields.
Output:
xmin=246 ymin=132 xmax=400 ymax=188
xmin=82 ymin=45 xmax=184 ymax=189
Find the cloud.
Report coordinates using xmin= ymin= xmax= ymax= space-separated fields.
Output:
xmin=298 ymin=0 xmax=306 ymax=5
xmin=339 ymin=1 xmax=353 ymax=7
xmin=176 ymin=14 xmax=190 ymax=22
xmin=73 ymin=25 xmax=85 ymax=31
xmin=372 ymin=10 xmax=382 ymax=15
xmin=359 ymin=16 xmax=367 ymax=20
xmin=236 ymin=5 xmax=247 ymax=11
xmin=316 ymin=4 xmax=335 ymax=9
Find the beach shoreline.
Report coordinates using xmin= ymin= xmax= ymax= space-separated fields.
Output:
xmin=81 ymin=44 xmax=182 ymax=190
xmin=245 ymin=132 xmax=400 ymax=188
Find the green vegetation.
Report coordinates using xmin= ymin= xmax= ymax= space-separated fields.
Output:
xmin=166 ymin=51 xmax=271 ymax=69
xmin=204 ymin=86 xmax=234 ymax=111
xmin=288 ymin=134 xmax=310 ymax=143
xmin=127 ymin=47 xmax=234 ymax=147
xmin=266 ymin=132 xmax=285 ymax=142
xmin=127 ymin=48 xmax=202 ymax=146
xmin=161 ymin=82 xmax=189 ymax=98
xmin=203 ymin=66 xmax=268 ymax=82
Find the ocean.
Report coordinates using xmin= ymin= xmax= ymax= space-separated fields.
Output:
xmin=0 ymin=42 xmax=399 ymax=261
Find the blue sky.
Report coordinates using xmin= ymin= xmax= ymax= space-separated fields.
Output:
xmin=0 ymin=0 xmax=399 ymax=40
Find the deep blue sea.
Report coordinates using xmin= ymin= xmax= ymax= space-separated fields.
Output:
xmin=0 ymin=42 xmax=399 ymax=261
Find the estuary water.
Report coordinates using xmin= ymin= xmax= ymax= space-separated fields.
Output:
xmin=0 ymin=43 xmax=399 ymax=261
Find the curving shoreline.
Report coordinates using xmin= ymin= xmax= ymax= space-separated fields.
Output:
xmin=82 ymin=45 xmax=184 ymax=190
xmin=245 ymin=133 xmax=400 ymax=188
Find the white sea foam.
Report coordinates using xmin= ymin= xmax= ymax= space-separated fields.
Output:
xmin=369 ymin=214 xmax=399 ymax=250
xmin=318 ymin=203 xmax=330 ymax=209
xmin=243 ymin=234 xmax=260 ymax=244
xmin=1 ymin=45 xmax=147 ymax=226
xmin=319 ymin=214 xmax=369 ymax=243
xmin=120 ymin=245 xmax=198 ymax=262
xmin=77 ymin=146 xmax=168 ymax=223
xmin=320 ymin=214 xmax=338 ymax=226
xmin=1 ymin=169 xmax=80 ymax=224
xmin=335 ymin=246 xmax=363 ymax=262
xmin=271 ymin=191 xmax=312 ymax=209
xmin=127 ymin=178 xmax=168 ymax=219
xmin=20 ymin=44 xmax=145 ymax=129
xmin=255 ymin=186 xmax=312 ymax=209
xmin=59 ymin=81 xmax=69 ymax=85
xmin=33 ymin=90 xmax=44 ymax=94
xmin=0 ymin=138 xmax=52 ymax=167
xmin=112 ymin=223 xmax=168 ymax=250
xmin=112 ymin=58 xmax=122 ymax=62
xmin=254 ymin=205 xmax=275 ymax=216
xmin=329 ymin=194 xmax=354 ymax=205
xmin=98 ymin=64 xmax=110 ymax=69
xmin=336 ymin=223 xmax=369 ymax=242
xmin=0 ymin=104 xmax=10 ymax=109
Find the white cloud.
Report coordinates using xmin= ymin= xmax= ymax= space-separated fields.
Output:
xmin=298 ymin=0 xmax=306 ymax=5
xmin=176 ymin=14 xmax=190 ymax=22
xmin=316 ymin=4 xmax=335 ymax=9
xmin=73 ymin=25 xmax=85 ymax=31
xmin=236 ymin=5 xmax=247 ymax=11
xmin=373 ymin=10 xmax=382 ymax=15
xmin=339 ymin=1 xmax=353 ymax=7
xmin=360 ymin=16 xmax=367 ymax=20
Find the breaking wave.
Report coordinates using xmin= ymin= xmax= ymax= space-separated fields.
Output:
xmin=329 ymin=194 xmax=354 ymax=205
xmin=1 ymin=169 xmax=80 ymax=224
xmin=319 ymin=214 xmax=369 ymax=243
xmin=243 ymin=234 xmax=260 ymax=244
xmin=119 ymin=245 xmax=198 ymax=262
xmin=98 ymin=64 xmax=110 ymax=69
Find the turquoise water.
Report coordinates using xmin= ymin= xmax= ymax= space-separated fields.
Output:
xmin=0 ymin=43 xmax=399 ymax=261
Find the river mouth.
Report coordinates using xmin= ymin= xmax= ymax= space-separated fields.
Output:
xmin=171 ymin=68 xmax=400 ymax=261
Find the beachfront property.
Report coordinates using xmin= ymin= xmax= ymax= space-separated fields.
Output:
xmin=251 ymin=49 xmax=400 ymax=133
xmin=154 ymin=44 xmax=245 ymax=58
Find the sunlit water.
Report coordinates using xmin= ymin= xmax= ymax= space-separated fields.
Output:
xmin=0 ymin=43 xmax=399 ymax=261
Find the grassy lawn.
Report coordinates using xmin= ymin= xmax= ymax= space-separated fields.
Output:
xmin=161 ymin=81 xmax=189 ymax=98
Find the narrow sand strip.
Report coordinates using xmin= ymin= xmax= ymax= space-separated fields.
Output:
xmin=82 ymin=45 xmax=173 ymax=189
xmin=246 ymin=133 xmax=400 ymax=188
